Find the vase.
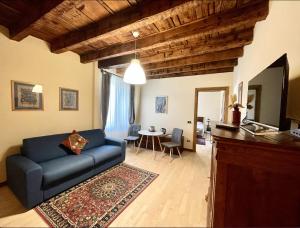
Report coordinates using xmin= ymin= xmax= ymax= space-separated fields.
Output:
xmin=232 ymin=108 xmax=241 ymax=125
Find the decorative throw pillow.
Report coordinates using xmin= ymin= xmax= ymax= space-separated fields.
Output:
xmin=62 ymin=130 xmax=88 ymax=155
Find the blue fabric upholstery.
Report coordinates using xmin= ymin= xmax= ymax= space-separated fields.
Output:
xmin=22 ymin=133 xmax=70 ymax=163
xmin=6 ymin=155 xmax=43 ymax=208
xmin=6 ymin=129 xmax=126 ymax=209
xmin=39 ymin=155 xmax=94 ymax=188
xmin=127 ymin=124 xmax=141 ymax=137
xmin=82 ymin=145 xmax=121 ymax=165
xmin=79 ymin=129 xmax=106 ymax=150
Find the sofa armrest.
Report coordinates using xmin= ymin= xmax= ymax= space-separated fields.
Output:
xmin=6 ymin=155 xmax=43 ymax=208
xmin=105 ymin=137 xmax=126 ymax=160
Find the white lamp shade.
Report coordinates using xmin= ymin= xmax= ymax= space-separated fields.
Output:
xmin=123 ymin=59 xmax=146 ymax=85
xmin=32 ymin=84 xmax=43 ymax=93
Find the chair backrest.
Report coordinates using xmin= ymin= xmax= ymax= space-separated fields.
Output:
xmin=128 ymin=124 xmax=141 ymax=137
xmin=171 ymin=128 xmax=183 ymax=145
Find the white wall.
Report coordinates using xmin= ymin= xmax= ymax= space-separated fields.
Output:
xmin=197 ymin=91 xmax=223 ymax=122
xmin=233 ymin=1 xmax=300 ymax=122
xmin=139 ymin=73 xmax=232 ymax=150
xmin=0 ymin=26 xmax=95 ymax=182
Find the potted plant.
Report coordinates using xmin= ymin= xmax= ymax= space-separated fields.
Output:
xmin=228 ymin=94 xmax=244 ymax=125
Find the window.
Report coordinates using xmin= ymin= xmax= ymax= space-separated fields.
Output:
xmin=105 ymin=75 xmax=130 ymax=137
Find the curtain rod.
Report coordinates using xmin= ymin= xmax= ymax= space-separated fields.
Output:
xmin=100 ymin=68 xmax=123 ymax=78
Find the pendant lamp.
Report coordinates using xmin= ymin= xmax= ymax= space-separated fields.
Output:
xmin=123 ymin=31 xmax=146 ymax=84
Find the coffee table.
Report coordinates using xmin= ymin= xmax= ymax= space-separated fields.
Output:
xmin=136 ymin=130 xmax=164 ymax=158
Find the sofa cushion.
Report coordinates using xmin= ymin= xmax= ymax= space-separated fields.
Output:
xmin=39 ymin=155 xmax=94 ymax=188
xmin=78 ymin=129 xmax=106 ymax=150
xmin=61 ymin=130 xmax=88 ymax=155
xmin=22 ymin=133 xmax=71 ymax=163
xmin=82 ymin=145 xmax=122 ymax=165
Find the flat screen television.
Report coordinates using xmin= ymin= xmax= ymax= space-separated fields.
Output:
xmin=243 ymin=54 xmax=290 ymax=132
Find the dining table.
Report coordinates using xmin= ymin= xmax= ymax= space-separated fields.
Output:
xmin=136 ymin=130 xmax=164 ymax=158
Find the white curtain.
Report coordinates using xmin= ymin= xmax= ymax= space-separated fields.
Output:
xmin=105 ymin=75 xmax=130 ymax=139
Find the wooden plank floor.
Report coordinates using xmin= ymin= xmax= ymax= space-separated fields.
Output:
xmin=0 ymin=144 xmax=211 ymax=227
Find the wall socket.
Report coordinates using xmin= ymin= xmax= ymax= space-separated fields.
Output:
xmin=187 ymin=139 xmax=190 ymax=142
xmin=187 ymin=121 xmax=192 ymax=124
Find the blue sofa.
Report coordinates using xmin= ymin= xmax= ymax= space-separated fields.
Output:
xmin=6 ymin=129 xmax=126 ymax=209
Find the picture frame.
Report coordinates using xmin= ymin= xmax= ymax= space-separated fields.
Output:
xmin=59 ymin=88 xmax=79 ymax=111
xmin=155 ymin=96 xmax=168 ymax=114
xmin=11 ymin=80 xmax=44 ymax=111
xmin=238 ymin=81 xmax=243 ymax=104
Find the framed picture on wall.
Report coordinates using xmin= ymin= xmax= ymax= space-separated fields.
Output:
xmin=155 ymin=96 xmax=168 ymax=114
xmin=59 ymin=88 xmax=79 ymax=111
xmin=11 ymin=80 xmax=44 ymax=111
xmin=238 ymin=81 xmax=243 ymax=104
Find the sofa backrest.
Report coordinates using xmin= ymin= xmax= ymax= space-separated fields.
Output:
xmin=79 ymin=129 xmax=106 ymax=150
xmin=22 ymin=129 xmax=106 ymax=163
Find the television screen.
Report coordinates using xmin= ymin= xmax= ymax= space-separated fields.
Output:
xmin=245 ymin=54 xmax=289 ymax=130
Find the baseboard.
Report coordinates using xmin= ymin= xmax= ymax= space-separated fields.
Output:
xmin=183 ymin=148 xmax=194 ymax=152
xmin=0 ymin=181 xmax=7 ymax=187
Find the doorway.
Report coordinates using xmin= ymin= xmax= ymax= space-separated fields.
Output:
xmin=193 ymin=87 xmax=229 ymax=152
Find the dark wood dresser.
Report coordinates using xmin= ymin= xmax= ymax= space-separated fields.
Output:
xmin=207 ymin=127 xmax=300 ymax=227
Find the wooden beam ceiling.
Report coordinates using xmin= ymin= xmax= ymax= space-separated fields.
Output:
xmin=50 ymin=0 xmax=197 ymax=54
xmin=148 ymin=67 xmax=234 ymax=79
xmin=147 ymin=59 xmax=238 ymax=76
xmin=142 ymin=48 xmax=243 ymax=71
xmin=81 ymin=0 xmax=268 ymax=63
xmin=0 ymin=0 xmax=270 ymax=79
xmin=9 ymin=0 xmax=64 ymax=41
xmin=116 ymin=59 xmax=238 ymax=76
xmin=99 ymin=28 xmax=253 ymax=68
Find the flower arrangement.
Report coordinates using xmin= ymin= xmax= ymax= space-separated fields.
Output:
xmin=228 ymin=94 xmax=244 ymax=110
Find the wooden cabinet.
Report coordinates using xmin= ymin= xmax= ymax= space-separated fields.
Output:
xmin=207 ymin=128 xmax=300 ymax=227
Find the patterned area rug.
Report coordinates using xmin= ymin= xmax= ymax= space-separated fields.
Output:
xmin=35 ymin=163 xmax=158 ymax=227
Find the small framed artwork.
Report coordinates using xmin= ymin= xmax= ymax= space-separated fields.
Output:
xmin=59 ymin=88 xmax=79 ymax=111
xmin=11 ymin=80 xmax=43 ymax=111
xmin=238 ymin=81 xmax=243 ymax=104
xmin=155 ymin=96 xmax=168 ymax=114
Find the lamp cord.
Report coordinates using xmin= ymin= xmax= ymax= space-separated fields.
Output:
xmin=135 ymin=37 xmax=137 ymax=60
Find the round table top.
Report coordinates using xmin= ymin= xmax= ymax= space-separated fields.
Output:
xmin=138 ymin=130 xmax=164 ymax=136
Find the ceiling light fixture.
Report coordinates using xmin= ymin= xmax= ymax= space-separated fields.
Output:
xmin=123 ymin=31 xmax=146 ymax=85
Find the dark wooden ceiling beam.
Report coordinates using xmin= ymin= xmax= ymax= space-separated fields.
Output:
xmin=147 ymin=59 xmax=238 ymax=76
xmin=81 ymin=0 xmax=268 ymax=63
xmin=50 ymin=0 xmax=197 ymax=53
xmin=98 ymin=54 xmax=135 ymax=68
xmin=148 ymin=67 xmax=234 ymax=79
xmin=142 ymin=48 xmax=243 ymax=71
xmin=101 ymin=29 xmax=252 ymax=68
xmin=9 ymin=0 xmax=65 ymax=41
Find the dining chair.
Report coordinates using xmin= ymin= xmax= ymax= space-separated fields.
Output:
xmin=161 ymin=128 xmax=183 ymax=161
xmin=124 ymin=124 xmax=141 ymax=150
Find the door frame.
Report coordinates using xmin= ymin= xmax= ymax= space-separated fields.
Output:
xmin=193 ymin=87 xmax=229 ymax=152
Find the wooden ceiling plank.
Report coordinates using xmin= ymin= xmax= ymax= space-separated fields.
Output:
xmin=105 ymin=36 xmax=249 ymax=67
xmin=142 ymin=47 xmax=243 ymax=71
xmin=77 ymin=0 xmax=110 ymax=22
xmin=147 ymin=59 xmax=238 ymax=76
xmin=148 ymin=67 xmax=234 ymax=79
xmin=95 ymin=28 xmax=252 ymax=68
xmin=51 ymin=0 xmax=197 ymax=53
xmin=9 ymin=0 xmax=65 ymax=41
xmin=103 ymin=0 xmax=131 ymax=13
xmin=80 ymin=0 xmax=268 ymax=63
xmin=138 ymin=30 xmax=252 ymax=64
